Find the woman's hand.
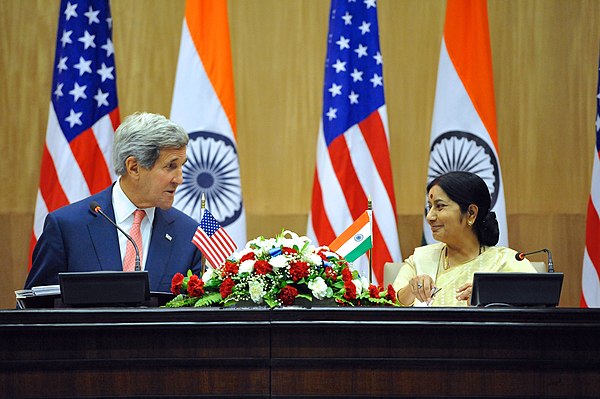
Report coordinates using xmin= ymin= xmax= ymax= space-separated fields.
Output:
xmin=409 ymin=275 xmax=435 ymax=303
xmin=456 ymin=283 xmax=473 ymax=303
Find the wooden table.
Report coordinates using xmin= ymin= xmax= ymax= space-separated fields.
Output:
xmin=1 ymin=307 xmax=599 ymax=398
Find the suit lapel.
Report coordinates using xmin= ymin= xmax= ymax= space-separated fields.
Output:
xmin=87 ymin=187 xmax=122 ymax=271
xmin=146 ymin=209 xmax=174 ymax=286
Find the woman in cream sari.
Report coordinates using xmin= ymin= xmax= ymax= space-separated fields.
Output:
xmin=393 ymin=172 xmax=536 ymax=307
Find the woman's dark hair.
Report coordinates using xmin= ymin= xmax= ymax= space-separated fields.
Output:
xmin=427 ymin=171 xmax=499 ymax=246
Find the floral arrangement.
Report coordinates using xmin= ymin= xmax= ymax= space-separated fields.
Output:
xmin=165 ymin=230 xmax=399 ymax=308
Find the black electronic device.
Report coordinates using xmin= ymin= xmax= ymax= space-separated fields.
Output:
xmin=59 ymin=271 xmax=150 ymax=307
xmin=470 ymin=272 xmax=563 ymax=308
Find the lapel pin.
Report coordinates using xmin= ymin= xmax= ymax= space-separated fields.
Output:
xmin=165 ymin=233 xmax=172 ymax=241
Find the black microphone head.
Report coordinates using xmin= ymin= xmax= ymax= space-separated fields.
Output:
xmin=89 ymin=201 xmax=101 ymax=213
xmin=515 ymin=252 xmax=525 ymax=261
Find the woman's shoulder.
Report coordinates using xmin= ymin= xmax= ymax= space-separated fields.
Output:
xmin=412 ymin=242 xmax=445 ymax=263
xmin=414 ymin=242 xmax=445 ymax=254
xmin=486 ymin=245 xmax=517 ymax=254
xmin=483 ymin=246 xmax=536 ymax=272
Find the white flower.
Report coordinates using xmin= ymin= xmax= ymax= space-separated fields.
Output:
xmin=234 ymin=247 xmax=255 ymax=261
xmin=239 ymin=259 xmax=255 ymax=274
xmin=269 ymin=255 xmax=288 ymax=269
xmin=361 ymin=276 xmax=370 ymax=290
xmin=248 ymin=279 xmax=265 ymax=304
xmin=353 ymin=278 xmax=364 ymax=295
xmin=202 ymin=267 xmax=214 ymax=282
xmin=306 ymin=253 xmax=322 ymax=266
xmin=308 ymin=276 xmax=329 ymax=299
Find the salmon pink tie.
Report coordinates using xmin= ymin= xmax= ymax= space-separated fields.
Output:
xmin=123 ymin=209 xmax=145 ymax=271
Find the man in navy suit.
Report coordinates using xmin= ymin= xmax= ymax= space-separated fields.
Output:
xmin=25 ymin=112 xmax=203 ymax=292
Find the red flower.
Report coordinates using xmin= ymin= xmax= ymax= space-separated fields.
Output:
xmin=170 ymin=273 xmax=185 ymax=295
xmin=220 ymin=277 xmax=235 ymax=299
xmin=324 ymin=267 xmax=337 ymax=281
xmin=278 ymin=285 xmax=299 ymax=305
xmin=187 ymin=275 xmax=205 ymax=297
xmin=386 ymin=284 xmax=396 ymax=302
xmin=240 ymin=252 xmax=256 ymax=262
xmin=282 ymin=247 xmax=298 ymax=255
xmin=317 ymin=249 xmax=329 ymax=261
xmin=344 ymin=280 xmax=357 ymax=300
xmin=222 ymin=260 xmax=239 ymax=276
xmin=254 ymin=260 xmax=272 ymax=275
xmin=289 ymin=260 xmax=310 ymax=282
xmin=341 ymin=267 xmax=353 ymax=282
xmin=368 ymin=284 xmax=380 ymax=299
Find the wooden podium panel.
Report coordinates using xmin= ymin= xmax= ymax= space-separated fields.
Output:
xmin=1 ymin=307 xmax=600 ymax=398
xmin=270 ymin=308 xmax=600 ymax=398
xmin=0 ymin=308 xmax=271 ymax=398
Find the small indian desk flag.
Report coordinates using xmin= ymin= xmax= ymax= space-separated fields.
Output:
xmin=329 ymin=211 xmax=372 ymax=263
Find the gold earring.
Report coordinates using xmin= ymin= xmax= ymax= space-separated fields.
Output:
xmin=468 ymin=220 xmax=473 ymax=226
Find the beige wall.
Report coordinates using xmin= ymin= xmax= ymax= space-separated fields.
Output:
xmin=1 ymin=0 xmax=599 ymax=308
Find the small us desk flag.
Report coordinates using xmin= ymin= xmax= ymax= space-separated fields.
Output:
xmin=424 ymin=0 xmax=508 ymax=246
xmin=29 ymin=0 xmax=119 ymax=266
xmin=192 ymin=209 xmax=237 ymax=269
xmin=307 ymin=0 xmax=401 ymax=284
xmin=171 ymin=0 xmax=246 ymax=250
xmin=581 ymin=50 xmax=600 ymax=308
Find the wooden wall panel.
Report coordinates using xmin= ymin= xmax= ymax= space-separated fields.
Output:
xmin=1 ymin=0 xmax=599 ymax=308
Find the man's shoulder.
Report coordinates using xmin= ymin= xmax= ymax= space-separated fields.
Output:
xmin=158 ymin=207 xmax=199 ymax=229
xmin=51 ymin=187 xmax=112 ymax=219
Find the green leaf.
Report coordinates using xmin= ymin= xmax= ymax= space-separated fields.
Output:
xmin=163 ymin=295 xmax=200 ymax=308
xmin=265 ymin=297 xmax=278 ymax=308
xmin=187 ymin=269 xmax=193 ymax=277
xmin=194 ymin=292 xmax=222 ymax=307
xmin=300 ymin=240 xmax=310 ymax=253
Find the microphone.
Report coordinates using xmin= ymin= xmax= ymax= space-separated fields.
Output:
xmin=89 ymin=201 xmax=141 ymax=272
xmin=515 ymin=248 xmax=554 ymax=273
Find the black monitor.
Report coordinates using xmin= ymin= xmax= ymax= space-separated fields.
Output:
xmin=471 ymin=272 xmax=563 ymax=308
xmin=59 ymin=271 xmax=150 ymax=307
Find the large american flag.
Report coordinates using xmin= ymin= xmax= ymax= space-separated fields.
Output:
xmin=581 ymin=52 xmax=600 ymax=307
xmin=192 ymin=209 xmax=237 ymax=269
xmin=307 ymin=0 xmax=401 ymax=284
xmin=30 ymin=0 xmax=119 ymax=265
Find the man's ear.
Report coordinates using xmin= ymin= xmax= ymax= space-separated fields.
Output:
xmin=124 ymin=156 xmax=140 ymax=178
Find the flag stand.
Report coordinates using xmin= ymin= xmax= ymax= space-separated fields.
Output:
xmin=200 ymin=193 xmax=206 ymax=276
xmin=368 ymin=197 xmax=373 ymax=286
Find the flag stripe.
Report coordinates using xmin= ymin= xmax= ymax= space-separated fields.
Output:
xmin=358 ymin=111 xmax=396 ymax=207
xmin=345 ymin=238 xmax=373 ymax=263
xmin=582 ymin=151 xmax=600 ymax=307
xmin=45 ymin=105 xmax=91 ymax=203
xmin=308 ymin=172 xmax=336 ymax=245
xmin=38 ymin=146 xmax=69 ymax=213
xmin=444 ymin=0 xmax=498 ymax=150
xmin=586 ymin=197 xmax=600 ymax=269
xmin=184 ymin=0 xmax=236 ymax=135
xmin=312 ymin=127 xmax=353 ymax=235
xmin=328 ymin=135 xmax=367 ymax=220
xmin=70 ymin=128 xmax=113 ymax=194
xmin=371 ymin=215 xmax=393 ymax=282
xmin=329 ymin=211 xmax=370 ymax=251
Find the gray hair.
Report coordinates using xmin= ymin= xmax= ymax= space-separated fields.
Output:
xmin=112 ymin=112 xmax=189 ymax=176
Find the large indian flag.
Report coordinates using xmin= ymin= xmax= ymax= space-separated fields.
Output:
xmin=170 ymin=0 xmax=246 ymax=249
xmin=424 ymin=0 xmax=508 ymax=246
